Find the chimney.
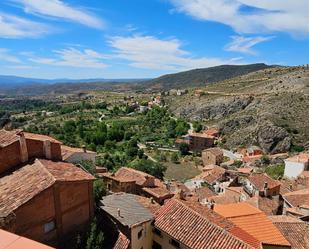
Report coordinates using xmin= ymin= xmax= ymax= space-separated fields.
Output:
xmin=82 ymin=145 xmax=87 ymax=153
xmin=117 ymin=208 xmax=121 ymax=217
xmin=289 ymin=184 xmax=293 ymax=191
xmin=150 ymin=197 xmax=155 ymax=204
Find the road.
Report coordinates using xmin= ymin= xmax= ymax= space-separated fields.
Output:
xmin=222 ymin=149 xmax=242 ymax=160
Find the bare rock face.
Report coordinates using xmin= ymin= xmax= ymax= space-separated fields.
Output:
xmin=257 ymin=124 xmax=291 ymax=154
xmin=219 ymin=115 xmax=255 ymax=134
xmin=179 ymin=96 xmax=254 ymax=120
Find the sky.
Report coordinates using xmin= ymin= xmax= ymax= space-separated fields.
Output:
xmin=0 ymin=0 xmax=309 ymax=79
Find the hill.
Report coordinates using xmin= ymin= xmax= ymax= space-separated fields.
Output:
xmin=166 ymin=66 xmax=309 ymax=153
xmin=143 ymin=63 xmax=272 ymax=90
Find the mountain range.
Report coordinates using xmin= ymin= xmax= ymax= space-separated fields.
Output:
xmin=0 ymin=63 xmax=273 ymax=95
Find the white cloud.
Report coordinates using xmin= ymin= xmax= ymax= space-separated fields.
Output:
xmin=109 ymin=35 xmax=240 ymax=71
xmin=29 ymin=48 xmax=108 ymax=69
xmin=13 ymin=0 xmax=104 ymax=29
xmin=0 ymin=12 xmax=50 ymax=38
xmin=0 ymin=48 xmax=22 ymax=63
xmin=225 ymin=36 xmax=273 ymax=55
xmin=169 ymin=0 xmax=309 ymax=36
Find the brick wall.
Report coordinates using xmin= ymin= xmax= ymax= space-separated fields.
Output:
xmin=51 ymin=143 xmax=62 ymax=161
xmin=57 ymin=182 xmax=92 ymax=235
xmin=0 ymin=141 xmax=21 ymax=174
xmin=14 ymin=187 xmax=56 ymax=243
xmin=26 ymin=139 xmax=62 ymax=161
xmin=26 ymin=139 xmax=45 ymax=159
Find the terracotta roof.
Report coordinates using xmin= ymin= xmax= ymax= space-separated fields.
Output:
xmin=61 ymin=145 xmax=96 ymax=160
xmin=0 ymin=159 xmax=94 ymax=217
xmin=285 ymin=152 xmax=309 ymax=163
xmin=0 ymin=129 xmax=22 ymax=148
xmin=203 ymin=128 xmax=219 ymax=137
xmin=189 ymin=133 xmax=214 ymax=139
xmin=247 ymin=173 xmax=281 ymax=191
xmin=209 ymin=187 xmax=247 ymax=205
xmin=214 ymin=203 xmax=290 ymax=247
xmin=113 ymin=232 xmax=130 ymax=249
xmin=155 ymin=199 xmax=256 ymax=249
xmin=283 ymin=188 xmax=309 ymax=207
xmin=268 ymin=215 xmax=303 ymax=223
xmin=195 ymin=186 xmax=216 ymax=200
xmin=238 ymin=167 xmax=254 ymax=175
xmin=0 ymin=229 xmax=54 ymax=249
xmin=194 ymin=165 xmax=225 ymax=184
xmin=243 ymin=155 xmax=263 ymax=163
xmin=23 ymin=132 xmax=62 ymax=144
xmin=269 ymin=216 xmax=309 ymax=249
xmin=202 ymin=147 xmax=223 ymax=156
xmin=177 ymin=199 xmax=261 ymax=249
xmin=113 ymin=167 xmax=155 ymax=186
xmin=38 ymin=159 xmax=95 ymax=182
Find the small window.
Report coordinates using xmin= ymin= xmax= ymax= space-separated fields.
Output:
xmin=44 ymin=220 xmax=55 ymax=233
xmin=138 ymin=229 xmax=143 ymax=239
xmin=170 ymin=239 xmax=180 ymax=248
xmin=153 ymin=241 xmax=162 ymax=249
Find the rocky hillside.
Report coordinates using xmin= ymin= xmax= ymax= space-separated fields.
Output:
xmin=166 ymin=66 xmax=309 ymax=153
xmin=143 ymin=63 xmax=272 ymax=90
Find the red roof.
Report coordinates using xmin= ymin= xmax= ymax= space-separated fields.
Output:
xmin=214 ymin=203 xmax=290 ymax=246
xmin=0 ymin=229 xmax=54 ymax=249
xmin=154 ymin=199 xmax=256 ymax=249
xmin=113 ymin=232 xmax=130 ymax=249
xmin=23 ymin=132 xmax=62 ymax=144
xmin=111 ymin=167 xmax=155 ymax=186
xmin=0 ymin=129 xmax=22 ymax=148
xmin=247 ymin=173 xmax=281 ymax=191
xmin=0 ymin=159 xmax=94 ymax=217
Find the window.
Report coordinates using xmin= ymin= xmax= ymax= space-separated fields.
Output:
xmin=170 ymin=239 xmax=180 ymax=248
xmin=152 ymin=241 xmax=162 ymax=249
xmin=44 ymin=220 xmax=55 ymax=233
xmin=153 ymin=228 xmax=162 ymax=237
xmin=138 ymin=229 xmax=143 ymax=239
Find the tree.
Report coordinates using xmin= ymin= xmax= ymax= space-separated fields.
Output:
xmin=179 ymin=143 xmax=190 ymax=155
xmin=93 ymin=180 xmax=106 ymax=204
xmin=171 ymin=152 xmax=179 ymax=163
xmin=86 ymin=219 xmax=104 ymax=249
xmin=129 ymin=159 xmax=166 ymax=179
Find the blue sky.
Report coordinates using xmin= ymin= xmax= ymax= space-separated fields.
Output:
xmin=0 ymin=0 xmax=309 ymax=79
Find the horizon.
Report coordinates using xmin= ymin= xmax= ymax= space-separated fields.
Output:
xmin=0 ymin=1 xmax=309 ymax=79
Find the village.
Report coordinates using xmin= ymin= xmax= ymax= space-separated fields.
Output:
xmin=1 ymin=99 xmax=309 ymax=249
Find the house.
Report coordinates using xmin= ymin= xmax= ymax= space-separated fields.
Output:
xmin=203 ymin=127 xmax=219 ymax=138
xmin=61 ymin=145 xmax=96 ymax=164
xmin=153 ymin=198 xmax=258 ymax=249
xmin=282 ymin=188 xmax=309 ymax=217
xmin=194 ymin=165 xmax=228 ymax=193
xmin=0 ymin=159 xmax=95 ymax=244
xmin=100 ymin=193 xmax=160 ymax=249
xmin=178 ymin=133 xmax=214 ymax=152
xmin=269 ymin=215 xmax=309 ymax=249
xmin=208 ymin=187 xmax=249 ymax=205
xmin=0 ymin=129 xmax=62 ymax=174
xmin=247 ymin=146 xmax=263 ymax=156
xmin=202 ymin=147 xmax=223 ymax=166
xmin=284 ymin=152 xmax=309 ymax=178
xmin=100 ymin=167 xmax=173 ymax=204
xmin=0 ymin=229 xmax=55 ymax=249
xmin=244 ymin=173 xmax=281 ymax=197
xmin=214 ymin=203 xmax=291 ymax=249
